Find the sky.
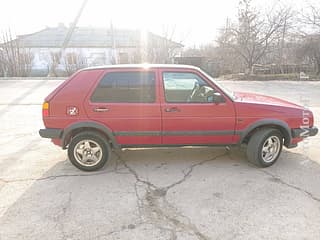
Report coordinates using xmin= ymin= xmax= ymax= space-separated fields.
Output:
xmin=0 ymin=0 xmax=315 ymax=47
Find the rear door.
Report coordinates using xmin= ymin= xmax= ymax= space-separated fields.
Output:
xmin=160 ymin=69 xmax=236 ymax=145
xmin=84 ymin=69 xmax=161 ymax=145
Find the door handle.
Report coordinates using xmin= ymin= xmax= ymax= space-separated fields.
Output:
xmin=165 ymin=107 xmax=180 ymax=112
xmin=94 ymin=107 xmax=109 ymax=112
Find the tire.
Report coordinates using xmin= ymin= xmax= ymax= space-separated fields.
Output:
xmin=68 ymin=131 xmax=111 ymax=171
xmin=246 ymin=128 xmax=283 ymax=167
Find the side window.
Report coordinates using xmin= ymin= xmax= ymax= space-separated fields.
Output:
xmin=163 ymin=72 xmax=216 ymax=103
xmin=91 ymin=71 xmax=156 ymax=103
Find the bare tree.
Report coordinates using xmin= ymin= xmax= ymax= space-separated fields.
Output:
xmin=0 ymin=30 xmax=33 ymax=77
xmin=300 ymin=2 xmax=320 ymax=30
xmin=0 ymin=49 xmax=5 ymax=77
xmin=146 ymin=25 xmax=184 ymax=63
xmin=48 ymin=51 xmax=62 ymax=77
xmin=297 ymin=35 xmax=320 ymax=75
xmin=215 ymin=18 xmax=245 ymax=74
xmin=296 ymin=2 xmax=320 ymax=74
xmin=64 ymin=52 xmax=87 ymax=75
xmin=277 ymin=6 xmax=294 ymax=73
xmin=217 ymin=0 xmax=287 ymax=74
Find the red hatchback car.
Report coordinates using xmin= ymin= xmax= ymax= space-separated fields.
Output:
xmin=39 ymin=64 xmax=318 ymax=171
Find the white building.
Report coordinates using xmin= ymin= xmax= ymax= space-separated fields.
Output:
xmin=16 ymin=24 xmax=183 ymax=76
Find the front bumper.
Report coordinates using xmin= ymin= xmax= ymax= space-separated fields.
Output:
xmin=39 ymin=128 xmax=63 ymax=139
xmin=292 ymin=126 xmax=318 ymax=138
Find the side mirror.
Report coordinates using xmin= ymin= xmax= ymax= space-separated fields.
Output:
xmin=209 ymin=92 xmax=225 ymax=104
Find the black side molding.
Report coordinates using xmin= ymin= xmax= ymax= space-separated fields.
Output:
xmin=39 ymin=128 xmax=63 ymax=139
xmin=292 ymin=126 xmax=318 ymax=138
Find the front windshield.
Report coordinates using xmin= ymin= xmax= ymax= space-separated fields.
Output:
xmin=199 ymin=69 xmax=236 ymax=100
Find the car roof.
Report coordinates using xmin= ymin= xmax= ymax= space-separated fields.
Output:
xmin=81 ymin=64 xmax=200 ymax=71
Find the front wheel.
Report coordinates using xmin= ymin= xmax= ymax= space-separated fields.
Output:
xmin=68 ymin=131 xmax=111 ymax=171
xmin=246 ymin=128 xmax=283 ymax=167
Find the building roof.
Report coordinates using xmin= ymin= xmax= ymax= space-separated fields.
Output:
xmin=16 ymin=25 xmax=183 ymax=49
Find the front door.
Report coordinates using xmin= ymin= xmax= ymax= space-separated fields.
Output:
xmin=160 ymin=70 xmax=236 ymax=145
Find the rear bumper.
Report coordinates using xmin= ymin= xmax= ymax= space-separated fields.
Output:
xmin=292 ymin=126 xmax=318 ymax=138
xmin=39 ymin=128 xmax=63 ymax=139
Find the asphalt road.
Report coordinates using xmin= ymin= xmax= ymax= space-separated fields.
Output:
xmin=0 ymin=79 xmax=319 ymax=240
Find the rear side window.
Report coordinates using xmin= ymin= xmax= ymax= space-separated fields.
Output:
xmin=91 ymin=71 xmax=156 ymax=103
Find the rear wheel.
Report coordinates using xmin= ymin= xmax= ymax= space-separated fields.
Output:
xmin=246 ymin=128 xmax=283 ymax=167
xmin=68 ymin=131 xmax=110 ymax=171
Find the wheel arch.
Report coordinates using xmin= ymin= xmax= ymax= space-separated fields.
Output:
xmin=61 ymin=121 xmax=118 ymax=149
xmin=240 ymin=119 xmax=292 ymax=147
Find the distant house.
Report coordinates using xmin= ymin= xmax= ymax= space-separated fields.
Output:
xmin=15 ymin=24 xmax=183 ymax=76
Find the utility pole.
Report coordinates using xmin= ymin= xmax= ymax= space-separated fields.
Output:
xmin=110 ymin=21 xmax=118 ymax=64
xmin=48 ymin=0 xmax=88 ymax=76
xmin=61 ymin=0 xmax=88 ymax=50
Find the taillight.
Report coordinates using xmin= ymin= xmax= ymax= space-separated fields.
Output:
xmin=42 ymin=102 xmax=49 ymax=117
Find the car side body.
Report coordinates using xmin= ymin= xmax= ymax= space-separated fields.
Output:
xmin=39 ymin=64 xmax=318 ymax=171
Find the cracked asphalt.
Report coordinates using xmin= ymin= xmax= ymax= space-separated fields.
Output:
xmin=0 ymin=79 xmax=319 ymax=240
